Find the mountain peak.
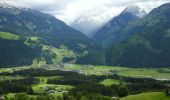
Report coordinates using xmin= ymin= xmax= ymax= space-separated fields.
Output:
xmin=123 ymin=5 xmax=147 ymax=18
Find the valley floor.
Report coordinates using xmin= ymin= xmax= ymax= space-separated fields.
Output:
xmin=0 ymin=64 xmax=170 ymax=100
xmin=49 ymin=64 xmax=170 ymax=80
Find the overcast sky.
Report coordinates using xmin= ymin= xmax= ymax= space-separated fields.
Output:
xmin=1 ymin=0 xmax=170 ymax=35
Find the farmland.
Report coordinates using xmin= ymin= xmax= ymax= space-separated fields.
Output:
xmin=99 ymin=78 xmax=121 ymax=86
xmin=64 ymin=64 xmax=170 ymax=80
xmin=121 ymin=92 xmax=170 ymax=100
xmin=0 ymin=64 xmax=170 ymax=100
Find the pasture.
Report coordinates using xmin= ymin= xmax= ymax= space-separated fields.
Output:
xmin=64 ymin=65 xmax=170 ymax=80
xmin=121 ymin=92 xmax=170 ymax=100
xmin=100 ymin=78 xmax=121 ymax=86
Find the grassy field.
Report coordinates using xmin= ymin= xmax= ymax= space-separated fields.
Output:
xmin=32 ymin=84 xmax=74 ymax=93
xmin=121 ymin=92 xmax=170 ymax=100
xmin=41 ymin=45 xmax=76 ymax=64
xmin=118 ymin=68 xmax=170 ymax=80
xmin=0 ymin=75 xmax=72 ymax=94
xmin=0 ymin=76 xmax=25 ymax=81
xmin=0 ymin=32 xmax=20 ymax=40
xmin=30 ymin=36 xmax=40 ymax=41
xmin=64 ymin=65 xmax=170 ymax=80
xmin=64 ymin=65 xmax=129 ymax=75
xmin=6 ymin=93 xmax=37 ymax=100
xmin=0 ymin=66 xmax=32 ymax=73
xmin=1 ymin=65 xmax=170 ymax=80
xmin=32 ymin=76 xmax=70 ymax=94
xmin=0 ymin=68 xmax=14 ymax=73
xmin=100 ymin=78 xmax=121 ymax=86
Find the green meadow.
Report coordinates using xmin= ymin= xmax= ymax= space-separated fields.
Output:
xmin=65 ymin=65 xmax=170 ymax=80
xmin=100 ymin=78 xmax=121 ymax=86
xmin=0 ymin=32 xmax=20 ymax=40
xmin=32 ymin=84 xmax=74 ymax=93
xmin=121 ymin=92 xmax=170 ymax=100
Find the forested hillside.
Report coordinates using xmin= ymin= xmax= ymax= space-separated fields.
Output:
xmin=104 ymin=3 xmax=170 ymax=67
xmin=0 ymin=3 xmax=104 ymax=67
xmin=93 ymin=5 xmax=146 ymax=47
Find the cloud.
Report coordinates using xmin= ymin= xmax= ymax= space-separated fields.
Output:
xmin=1 ymin=0 xmax=170 ymax=35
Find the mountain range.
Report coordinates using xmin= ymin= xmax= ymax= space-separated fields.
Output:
xmin=0 ymin=2 xmax=170 ymax=68
xmin=93 ymin=5 xmax=147 ymax=47
xmin=95 ymin=3 xmax=170 ymax=67
xmin=0 ymin=3 xmax=104 ymax=67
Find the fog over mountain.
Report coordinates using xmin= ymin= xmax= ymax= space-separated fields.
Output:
xmin=2 ymin=0 xmax=170 ymax=36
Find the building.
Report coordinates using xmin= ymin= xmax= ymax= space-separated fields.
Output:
xmin=112 ymin=97 xmax=119 ymax=100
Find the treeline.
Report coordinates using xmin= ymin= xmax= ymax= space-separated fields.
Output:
xmin=0 ymin=77 xmax=39 ymax=95
xmin=13 ymin=68 xmax=78 ymax=77
xmin=47 ymin=73 xmax=104 ymax=85
xmin=71 ymin=83 xmax=129 ymax=98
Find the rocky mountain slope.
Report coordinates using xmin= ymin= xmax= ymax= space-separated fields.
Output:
xmin=93 ymin=5 xmax=147 ymax=47
xmin=104 ymin=3 xmax=170 ymax=67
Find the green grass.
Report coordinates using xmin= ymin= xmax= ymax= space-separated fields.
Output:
xmin=42 ymin=45 xmax=76 ymax=64
xmin=0 ymin=68 xmax=14 ymax=73
xmin=0 ymin=32 xmax=20 ymax=40
xmin=0 ymin=76 xmax=25 ymax=81
xmin=64 ymin=64 xmax=170 ymax=80
xmin=6 ymin=93 xmax=37 ymax=100
xmin=64 ymin=65 xmax=129 ymax=75
xmin=32 ymin=84 xmax=74 ymax=93
xmin=121 ymin=92 xmax=170 ymax=100
xmin=100 ymin=78 xmax=120 ymax=86
xmin=0 ymin=67 xmax=30 ymax=73
xmin=30 ymin=37 xmax=40 ymax=41
xmin=118 ymin=68 xmax=170 ymax=80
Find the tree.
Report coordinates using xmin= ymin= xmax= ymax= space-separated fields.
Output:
xmin=27 ymin=86 xmax=34 ymax=94
xmin=165 ymin=87 xmax=170 ymax=96
xmin=117 ymin=84 xmax=129 ymax=97
xmin=15 ymin=93 xmax=29 ymax=100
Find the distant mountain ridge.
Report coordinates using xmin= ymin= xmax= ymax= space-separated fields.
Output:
xmin=93 ymin=5 xmax=147 ymax=47
xmin=103 ymin=3 xmax=170 ymax=67
xmin=123 ymin=5 xmax=147 ymax=18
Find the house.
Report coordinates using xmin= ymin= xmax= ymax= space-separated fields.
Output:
xmin=112 ymin=97 xmax=119 ymax=100
xmin=47 ymin=90 xmax=55 ymax=94
xmin=0 ymin=96 xmax=5 ymax=100
xmin=43 ymin=86 xmax=49 ymax=91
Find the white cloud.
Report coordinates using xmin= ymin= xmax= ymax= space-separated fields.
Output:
xmin=1 ymin=0 xmax=170 ymax=35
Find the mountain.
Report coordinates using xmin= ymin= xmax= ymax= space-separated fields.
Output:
xmin=70 ymin=12 xmax=109 ymax=37
xmin=93 ymin=5 xmax=147 ymax=47
xmin=104 ymin=3 xmax=170 ymax=67
xmin=70 ymin=15 xmax=101 ymax=37
xmin=0 ymin=3 xmax=104 ymax=67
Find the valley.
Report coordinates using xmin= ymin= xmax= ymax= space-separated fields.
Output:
xmin=0 ymin=64 xmax=170 ymax=100
xmin=0 ymin=1 xmax=170 ymax=100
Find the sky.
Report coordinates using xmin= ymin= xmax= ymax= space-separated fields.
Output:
xmin=1 ymin=0 xmax=170 ymax=35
